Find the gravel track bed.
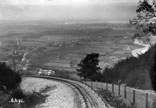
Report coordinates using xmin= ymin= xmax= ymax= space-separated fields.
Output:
xmin=21 ymin=77 xmax=75 ymax=108
xmin=32 ymin=76 xmax=110 ymax=108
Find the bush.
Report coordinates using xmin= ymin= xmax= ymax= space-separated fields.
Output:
xmin=0 ymin=63 xmax=22 ymax=90
xmin=11 ymin=89 xmax=25 ymax=99
xmin=22 ymin=92 xmax=47 ymax=108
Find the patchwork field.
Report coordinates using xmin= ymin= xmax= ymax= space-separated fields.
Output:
xmin=0 ymin=22 xmax=138 ymax=71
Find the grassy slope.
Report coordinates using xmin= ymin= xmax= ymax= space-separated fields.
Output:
xmin=101 ymin=44 xmax=156 ymax=90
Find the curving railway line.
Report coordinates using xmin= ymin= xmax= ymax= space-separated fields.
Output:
xmin=62 ymin=78 xmax=97 ymax=108
xmin=26 ymin=75 xmax=111 ymax=108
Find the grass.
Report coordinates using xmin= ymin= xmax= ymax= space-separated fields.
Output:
xmin=22 ymin=91 xmax=47 ymax=108
xmin=97 ymin=89 xmax=137 ymax=108
xmin=85 ymin=81 xmax=156 ymax=108
xmin=0 ymin=90 xmax=47 ymax=108
xmin=0 ymin=92 xmax=12 ymax=108
xmin=40 ymin=85 xmax=57 ymax=93
xmin=20 ymin=77 xmax=63 ymax=108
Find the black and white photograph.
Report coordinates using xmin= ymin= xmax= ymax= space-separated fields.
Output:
xmin=0 ymin=0 xmax=156 ymax=108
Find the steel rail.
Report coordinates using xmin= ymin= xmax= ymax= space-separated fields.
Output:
xmin=25 ymin=75 xmax=100 ymax=108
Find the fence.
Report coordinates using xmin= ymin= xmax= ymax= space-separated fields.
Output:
xmin=50 ymin=72 xmax=156 ymax=108
xmin=24 ymin=71 xmax=156 ymax=108
xmin=83 ymin=81 xmax=156 ymax=108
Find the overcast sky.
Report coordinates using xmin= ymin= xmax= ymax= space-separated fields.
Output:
xmin=0 ymin=0 xmax=139 ymax=22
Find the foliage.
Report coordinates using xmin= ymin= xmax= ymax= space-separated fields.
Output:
xmin=130 ymin=0 xmax=156 ymax=37
xmin=22 ymin=92 xmax=47 ymax=108
xmin=100 ymin=0 xmax=156 ymax=90
xmin=97 ymin=90 xmax=136 ymax=108
xmin=0 ymin=62 xmax=21 ymax=90
xmin=11 ymin=89 xmax=25 ymax=99
xmin=101 ymin=45 xmax=156 ymax=89
xmin=150 ymin=52 xmax=156 ymax=90
xmin=77 ymin=53 xmax=101 ymax=81
xmin=0 ymin=90 xmax=46 ymax=108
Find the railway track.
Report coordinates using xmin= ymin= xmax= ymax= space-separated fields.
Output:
xmin=26 ymin=75 xmax=109 ymax=108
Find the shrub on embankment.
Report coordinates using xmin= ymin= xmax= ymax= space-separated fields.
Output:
xmin=0 ymin=63 xmax=46 ymax=108
xmin=100 ymin=44 xmax=156 ymax=90
xmin=0 ymin=62 xmax=21 ymax=91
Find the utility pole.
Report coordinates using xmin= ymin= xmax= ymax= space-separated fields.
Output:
xmin=12 ymin=56 xmax=16 ymax=72
xmin=12 ymin=50 xmax=16 ymax=72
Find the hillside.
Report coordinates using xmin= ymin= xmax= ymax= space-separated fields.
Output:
xmin=101 ymin=44 xmax=156 ymax=90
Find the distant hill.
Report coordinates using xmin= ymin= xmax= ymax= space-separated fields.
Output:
xmin=101 ymin=44 xmax=156 ymax=90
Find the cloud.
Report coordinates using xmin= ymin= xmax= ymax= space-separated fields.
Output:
xmin=0 ymin=0 xmax=138 ymax=6
xmin=0 ymin=0 xmax=138 ymax=21
xmin=0 ymin=0 xmax=88 ymax=5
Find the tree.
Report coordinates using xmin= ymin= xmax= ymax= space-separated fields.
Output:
xmin=130 ymin=0 xmax=156 ymax=90
xmin=77 ymin=53 xmax=101 ymax=81
xmin=130 ymin=0 xmax=156 ymax=38
xmin=0 ymin=62 xmax=21 ymax=91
